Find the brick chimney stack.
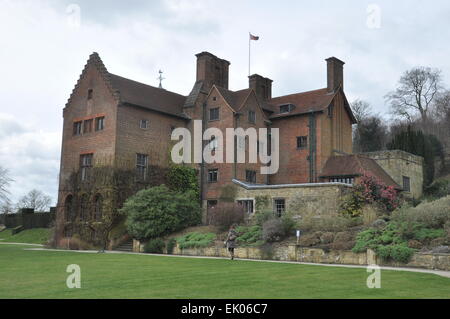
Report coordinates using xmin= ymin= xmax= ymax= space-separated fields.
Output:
xmin=326 ymin=57 xmax=345 ymax=93
xmin=196 ymin=52 xmax=230 ymax=91
xmin=249 ymin=74 xmax=273 ymax=100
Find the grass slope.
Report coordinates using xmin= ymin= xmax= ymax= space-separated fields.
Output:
xmin=0 ymin=228 xmax=50 ymax=244
xmin=0 ymin=244 xmax=449 ymax=299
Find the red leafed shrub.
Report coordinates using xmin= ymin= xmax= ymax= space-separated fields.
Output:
xmin=341 ymin=173 xmax=400 ymax=216
xmin=207 ymin=202 xmax=245 ymax=231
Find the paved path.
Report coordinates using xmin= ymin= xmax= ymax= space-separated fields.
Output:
xmin=15 ymin=245 xmax=450 ymax=279
xmin=0 ymin=242 xmax=44 ymax=246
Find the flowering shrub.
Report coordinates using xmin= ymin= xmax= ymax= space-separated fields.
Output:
xmin=340 ymin=173 xmax=400 ymax=216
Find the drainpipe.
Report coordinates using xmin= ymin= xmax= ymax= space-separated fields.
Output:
xmin=308 ymin=112 xmax=317 ymax=183
xmin=200 ymin=102 xmax=207 ymax=205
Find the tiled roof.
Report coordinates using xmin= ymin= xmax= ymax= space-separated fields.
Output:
xmin=269 ymin=88 xmax=334 ymax=119
xmin=184 ymin=80 xmax=205 ymax=108
xmin=215 ymin=86 xmax=273 ymax=113
xmin=109 ymin=74 xmax=189 ymax=119
xmin=320 ymin=155 xmax=402 ymax=189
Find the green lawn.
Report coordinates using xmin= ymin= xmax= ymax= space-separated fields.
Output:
xmin=0 ymin=244 xmax=449 ymax=299
xmin=0 ymin=228 xmax=50 ymax=244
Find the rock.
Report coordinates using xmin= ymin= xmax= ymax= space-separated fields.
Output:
xmin=430 ymin=237 xmax=446 ymax=248
xmin=298 ymin=232 xmax=321 ymax=247
xmin=330 ymin=231 xmax=355 ymax=250
xmin=431 ymin=245 xmax=450 ymax=254
xmin=320 ymin=232 xmax=335 ymax=244
xmin=408 ymin=239 xmax=423 ymax=249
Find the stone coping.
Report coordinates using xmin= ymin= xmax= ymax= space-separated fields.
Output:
xmin=232 ymin=179 xmax=353 ymax=190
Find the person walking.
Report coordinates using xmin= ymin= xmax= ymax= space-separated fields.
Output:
xmin=225 ymin=224 xmax=238 ymax=260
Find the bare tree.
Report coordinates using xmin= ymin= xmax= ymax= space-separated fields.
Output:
xmin=351 ymin=99 xmax=372 ymax=123
xmin=385 ymin=67 xmax=442 ymax=124
xmin=0 ymin=166 xmax=13 ymax=205
xmin=0 ymin=200 xmax=14 ymax=214
xmin=350 ymin=100 xmax=387 ymax=153
xmin=17 ymin=189 xmax=52 ymax=212
xmin=434 ymin=90 xmax=450 ymax=122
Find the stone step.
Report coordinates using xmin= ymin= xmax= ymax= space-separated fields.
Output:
xmin=115 ymin=240 xmax=133 ymax=252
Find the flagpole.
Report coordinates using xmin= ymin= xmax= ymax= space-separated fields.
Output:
xmin=248 ymin=32 xmax=251 ymax=77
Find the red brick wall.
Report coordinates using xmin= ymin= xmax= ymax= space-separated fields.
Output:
xmin=115 ymin=105 xmax=187 ymax=169
xmin=269 ymin=115 xmax=311 ymax=184
xmin=203 ymin=87 xmax=236 ymax=200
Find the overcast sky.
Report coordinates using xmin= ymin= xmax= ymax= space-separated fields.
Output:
xmin=1 ymin=0 xmax=450 ymax=205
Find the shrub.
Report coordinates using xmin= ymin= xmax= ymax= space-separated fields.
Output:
xmin=392 ymin=196 xmax=450 ymax=229
xmin=255 ymin=195 xmax=271 ymax=212
xmin=255 ymin=209 xmax=274 ymax=226
xmin=298 ymin=215 xmax=361 ymax=233
xmin=352 ymin=223 xmax=416 ymax=263
xmin=262 ymin=218 xmax=285 ymax=242
xmin=120 ymin=185 xmax=201 ymax=240
xmin=166 ymin=238 xmax=176 ymax=254
xmin=236 ymin=225 xmax=263 ymax=246
xmin=375 ymin=243 xmax=417 ymax=263
xmin=166 ymin=165 xmax=199 ymax=198
xmin=144 ymin=238 xmax=165 ymax=253
xmin=424 ymin=179 xmax=450 ymax=199
xmin=176 ymin=232 xmax=216 ymax=249
xmin=207 ymin=202 xmax=245 ymax=231
xmin=340 ymin=173 xmax=400 ymax=216
xmin=281 ymin=215 xmax=297 ymax=236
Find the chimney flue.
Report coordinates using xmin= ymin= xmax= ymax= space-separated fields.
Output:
xmin=326 ymin=57 xmax=345 ymax=93
xmin=249 ymin=74 xmax=273 ymax=100
xmin=195 ymin=51 xmax=230 ymax=91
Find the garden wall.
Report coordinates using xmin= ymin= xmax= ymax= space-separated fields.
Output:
xmin=0 ymin=208 xmax=56 ymax=229
xmin=133 ymin=241 xmax=450 ymax=271
xmin=232 ymin=179 xmax=352 ymax=218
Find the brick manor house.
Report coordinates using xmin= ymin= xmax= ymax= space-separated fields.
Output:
xmin=56 ymin=51 xmax=423 ymax=245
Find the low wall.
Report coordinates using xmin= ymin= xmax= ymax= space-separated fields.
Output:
xmin=133 ymin=241 xmax=450 ymax=272
xmin=233 ymin=180 xmax=352 ymax=218
xmin=0 ymin=208 xmax=56 ymax=229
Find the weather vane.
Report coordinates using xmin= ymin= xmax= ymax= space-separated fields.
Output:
xmin=157 ymin=70 xmax=165 ymax=89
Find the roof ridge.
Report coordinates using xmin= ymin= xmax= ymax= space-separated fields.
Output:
xmin=270 ymin=87 xmax=328 ymax=101
xmin=108 ymin=73 xmax=187 ymax=98
xmin=65 ymin=52 xmax=120 ymax=108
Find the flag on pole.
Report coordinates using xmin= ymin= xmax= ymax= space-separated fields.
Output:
xmin=249 ymin=33 xmax=259 ymax=41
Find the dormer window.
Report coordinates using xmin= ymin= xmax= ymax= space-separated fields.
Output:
xmin=87 ymin=89 xmax=93 ymax=100
xmin=279 ymin=103 xmax=295 ymax=113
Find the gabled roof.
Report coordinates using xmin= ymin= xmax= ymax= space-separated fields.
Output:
xmin=184 ymin=80 xmax=205 ymax=108
xmin=65 ymin=52 xmax=120 ymax=108
xmin=268 ymin=88 xmax=335 ymax=119
xmin=268 ymin=86 xmax=357 ymax=123
xmin=66 ymin=52 xmax=189 ymax=119
xmin=214 ymin=86 xmax=274 ymax=113
xmin=320 ymin=155 xmax=402 ymax=189
xmin=109 ymin=74 xmax=188 ymax=119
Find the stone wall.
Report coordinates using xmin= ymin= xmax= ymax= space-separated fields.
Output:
xmin=363 ymin=150 xmax=424 ymax=198
xmin=144 ymin=243 xmax=450 ymax=271
xmin=233 ymin=180 xmax=352 ymax=218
